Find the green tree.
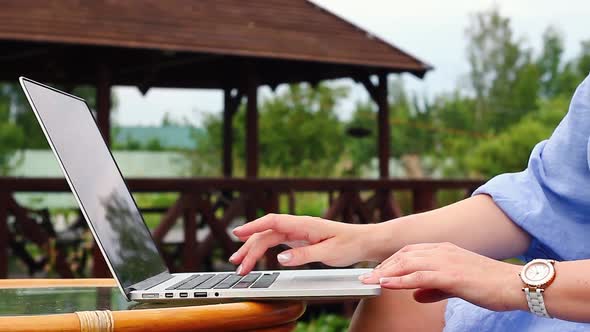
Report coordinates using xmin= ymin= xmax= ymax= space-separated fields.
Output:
xmin=466 ymin=8 xmax=540 ymax=132
xmin=0 ymin=86 xmax=24 ymax=174
xmin=466 ymin=97 xmax=569 ymax=177
xmin=537 ymin=27 xmax=566 ymax=98
xmin=190 ymin=83 xmax=348 ymax=177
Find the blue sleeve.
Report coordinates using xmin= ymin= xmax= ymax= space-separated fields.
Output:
xmin=472 ymin=73 xmax=590 ymax=262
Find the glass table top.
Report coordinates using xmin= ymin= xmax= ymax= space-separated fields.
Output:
xmin=0 ymin=287 xmax=132 ymax=316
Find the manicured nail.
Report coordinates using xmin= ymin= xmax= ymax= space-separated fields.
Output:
xmin=233 ymin=226 xmax=243 ymax=233
xmin=229 ymin=253 xmax=238 ymax=262
xmin=277 ymin=252 xmax=292 ymax=263
xmin=379 ymin=277 xmax=392 ymax=284
xmin=375 ymin=264 xmax=382 ymax=270
xmin=358 ymin=272 xmax=372 ymax=281
xmin=236 ymin=264 xmax=243 ymax=275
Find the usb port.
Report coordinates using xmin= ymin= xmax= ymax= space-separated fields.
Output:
xmin=193 ymin=292 xmax=207 ymax=298
xmin=142 ymin=293 xmax=159 ymax=299
xmin=165 ymin=293 xmax=173 ymax=298
xmin=179 ymin=292 xmax=188 ymax=298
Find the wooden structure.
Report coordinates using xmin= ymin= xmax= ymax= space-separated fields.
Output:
xmin=0 ymin=0 xmax=430 ymax=178
xmin=0 ymin=0 xmax=441 ymax=277
xmin=0 ymin=278 xmax=305 ymax=331
xmin=0 ymin=178 xmax=484 ymax=278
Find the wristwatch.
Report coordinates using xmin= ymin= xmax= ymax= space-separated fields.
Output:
xmin=519 ymin=259 xmax=556 ymax=318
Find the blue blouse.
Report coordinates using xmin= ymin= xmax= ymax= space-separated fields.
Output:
xmin=443 ymin=73 xmax=590 ymax=331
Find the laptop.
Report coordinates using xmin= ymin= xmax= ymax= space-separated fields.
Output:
xmin=19 ymin=77 xmax=380 ymax=302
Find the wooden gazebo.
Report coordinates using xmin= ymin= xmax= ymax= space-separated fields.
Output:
xmin=0 ymin=1 xmax=482 ymax=278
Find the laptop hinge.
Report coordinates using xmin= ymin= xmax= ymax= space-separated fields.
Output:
xmin=124 ymin=271 xmax=174 ymax=295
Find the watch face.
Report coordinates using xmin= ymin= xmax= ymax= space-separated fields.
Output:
xmin=521 ymin=260 xmax=555 ymax=286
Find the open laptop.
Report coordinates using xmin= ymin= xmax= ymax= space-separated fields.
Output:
xmin=19 ymin=77 xmax=380 ymax=302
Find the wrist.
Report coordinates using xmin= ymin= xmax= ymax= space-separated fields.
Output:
xmin=364 ymin=219 xmax=403 ymax=262
xmin=502 ymin=263 xmax=530 ymax=312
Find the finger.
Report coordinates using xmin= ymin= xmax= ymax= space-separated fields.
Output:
xmin=228 ymin=230 xmax=276 ymax=265
xmin=378 ymin=249 xmax=433 ymax=268
xmin=379 ymin=271 xmax=449 ymax=290
xmin=282 ymin=240 xmax=311 ymax=248
xmin=376 ymin=243 xmax=445 ymax=269
xmin=362 ymin=256 xmax=438 ymax=284
xmin=233 ymin=214 xmax=324 ymax=241
xmin=236 ymin=234 xmax=251 ymax=242
xmin=237 ymin=231 xmax=287 ymax=275
xmin=413 ymin=288 xmax=453 ymax=303
xmin=276 ymin=240 xmax=334 ymax=266
xmin=370 ymin=249 xmax=441 ymax=280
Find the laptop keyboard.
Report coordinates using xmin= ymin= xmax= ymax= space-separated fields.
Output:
xmin=165 ymin=272 xmax=279 ymax=290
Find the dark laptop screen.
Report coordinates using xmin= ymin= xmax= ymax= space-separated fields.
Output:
xmin=21 ymin=78 xmax=167 ymax=290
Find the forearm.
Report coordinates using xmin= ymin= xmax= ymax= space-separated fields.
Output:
xmin=368 ymin=194 xmax=531 ymax=262
xmin=540 ymin=260 xmax=590 ymax=322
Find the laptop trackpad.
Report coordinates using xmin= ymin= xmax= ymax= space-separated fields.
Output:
xmin=290 ymin=274 xmax=363 ymax=288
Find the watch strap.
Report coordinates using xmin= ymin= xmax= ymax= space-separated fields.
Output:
xmin=524 ymin=288 xmax=551 ymax=318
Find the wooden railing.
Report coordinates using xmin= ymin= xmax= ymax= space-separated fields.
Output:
xmin=0 ymin=177 xmax=485 ymax=278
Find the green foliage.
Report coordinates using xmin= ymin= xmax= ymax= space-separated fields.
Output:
xmin=345 ymin=101 xmax=376 ymax=175
xmin=0 ymin=86 xmax=25 ymax=174
xmin=465 ymin=8 xmax=540 ymax=132
xmin=1 ymin=7 xmax=590 ymax=183
xmin=465 ymin=97 xmax=569 ymax=177
xmin=191 ymin=83 xmax=348 ymax=177
xmin=295 ymin=314 xmax=350 ymax=332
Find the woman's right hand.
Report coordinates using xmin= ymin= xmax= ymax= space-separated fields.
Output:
xmin=230 ymin=214 xmax=378 ymax=275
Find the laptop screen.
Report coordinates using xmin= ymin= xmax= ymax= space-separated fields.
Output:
xmin=21 ymin=78 xmax=168 ymax=290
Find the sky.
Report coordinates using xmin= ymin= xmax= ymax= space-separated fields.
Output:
xmin=113 ymin=0 xmax=589 ymax=126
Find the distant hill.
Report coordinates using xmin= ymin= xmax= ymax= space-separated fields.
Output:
xmin=9 ymin=149 xmax=193 ymax=208
xmin=114 ymin=126 xmax=202 ymax=150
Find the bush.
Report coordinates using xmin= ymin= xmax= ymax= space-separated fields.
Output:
xmin=295 ymin=314 xmax=350 ymax=332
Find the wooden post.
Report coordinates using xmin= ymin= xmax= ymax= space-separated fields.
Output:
xmin=96 ymin=63 xmax=112 ymax=146
xmin=412 ymin=189 xmax=437 ymax=213
xmin=376 ymin=73 xmax=390 ymax=178
xmin=360 ymin=74 xmax=390 ymax=178
xmin=223 ymin=89 xmax=234 ymax=177
xmin=246 ymin=72 xmax=259 ymax=178
xmin=93 ymin=63 xmax=112 ymax=277
xmin=222 ymin=89 xmax=243 ymax=177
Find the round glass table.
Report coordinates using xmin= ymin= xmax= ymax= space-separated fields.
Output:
xmin=0 ymin=279 xmax=305 ymax=332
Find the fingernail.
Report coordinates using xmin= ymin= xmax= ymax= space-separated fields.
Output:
xmin=233 ymin=226 xmax=243 ymax=233
xmin=236 ymin=264 xmax=243 ymax=275
xmin=277 ymin=252 xmax=292 ymax=263
xmin=358 ymin=272 xmax=372 ymax=281
xmin=379 ymin=277 xmax=392 ymax=284
xmin=375 ymin=264 xmax=382 ymax=270
xmin=229 ymin=253 xmax=238 ymax=262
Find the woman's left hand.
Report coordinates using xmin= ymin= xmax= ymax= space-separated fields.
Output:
xmin=360 ymin=242 xmax=527 ymax=312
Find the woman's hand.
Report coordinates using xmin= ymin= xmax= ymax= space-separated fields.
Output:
xmin=360 ymin=242 xmax=527 ymax=312
xmin=230 ymin=214 xmax=379 ymax=275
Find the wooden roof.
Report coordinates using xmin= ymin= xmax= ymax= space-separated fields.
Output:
xmin=0 ymin=0 xmax=431 ymax=88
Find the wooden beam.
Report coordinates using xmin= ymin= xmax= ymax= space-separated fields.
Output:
xmin=153 ymin=195 xmax=187 ymax=243
xmin=182 ymin=200 xmax=198 ymax=272
xmin=246 ymin=70 xmax=259 ymax=178
xmin=96 ymin=63 xmax=112 ymax=146
xmin=93 ymin=62 xmax=112 ymax=280
xmin=376 ymin=74 xmax=390 ymax=178
xmin=361 ymin=74 xmax=390 ymax=178
xmin=223 ymin=89 xmax=243 ymax=177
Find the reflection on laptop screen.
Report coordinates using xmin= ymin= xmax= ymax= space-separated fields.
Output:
xmin=22 ymin=79 xmax=167 ymax=289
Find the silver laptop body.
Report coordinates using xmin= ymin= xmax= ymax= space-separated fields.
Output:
xmin=19 ymin=77 xmax=380 ymax=302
